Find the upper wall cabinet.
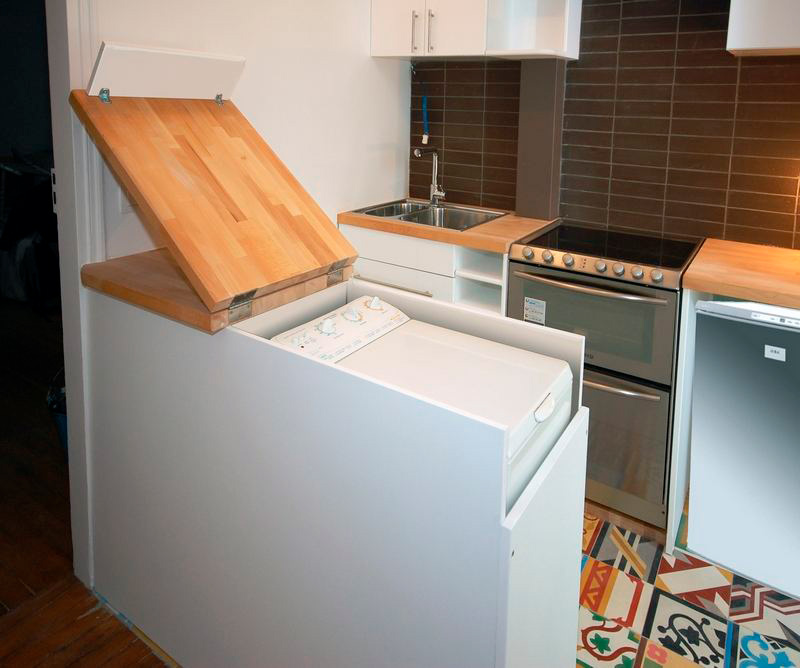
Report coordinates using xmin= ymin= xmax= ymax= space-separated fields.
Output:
xmin=371 ymin=0 xmax=487 ymax=57
xmin=371 ymin=0 xmax=581 ymax=60
xmin=727 ymin=0 xmax=800 ymax=56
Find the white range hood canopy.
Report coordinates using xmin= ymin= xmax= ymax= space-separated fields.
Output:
xmin=727 ymin=0 xmax=800 ymax=56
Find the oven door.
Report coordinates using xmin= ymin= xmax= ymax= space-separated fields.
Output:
xmin=583 ymin=369 xmax=670 ymax=528
xmin=507 ymin=262 xmax=678 ymax=385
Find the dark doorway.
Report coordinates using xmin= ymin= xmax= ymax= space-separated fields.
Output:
xmin=0 ymin=0 xmax=72 ymax=616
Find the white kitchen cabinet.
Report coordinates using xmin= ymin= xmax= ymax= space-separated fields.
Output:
xmin=371 ymin=0 xmax=581 ymax=60
xmin=727 ymin=0 xmax=800 ymax=56
xmin=370 ymin=0 xmax=426 ymax=57
xmin=341 ymin=223 xmax=508 ymax=315
xmin=425 ymin=0 xmax=488 ymax=56
xmin=372 ymin=0 xmax=486 ymax=57
xmin=486 ymin=0 xmax=582 ymax=60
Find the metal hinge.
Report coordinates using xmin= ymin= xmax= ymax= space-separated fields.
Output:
xmin=327 ymin=268 xmax=344 ymax=286
xmin=228 ymin=289 xmax=256 ymax=323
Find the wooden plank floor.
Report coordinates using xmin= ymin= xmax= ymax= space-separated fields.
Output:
xmin=0 ymin=300 xmax=167 ymax=665
xmin=0 ymin=576 xmax=166 ymax=666
xmin=0 ymin=299 xmax=72 ymax=612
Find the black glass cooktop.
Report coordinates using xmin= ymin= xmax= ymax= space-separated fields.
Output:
xmin=527 ymin=224 xmax=701 ymax=269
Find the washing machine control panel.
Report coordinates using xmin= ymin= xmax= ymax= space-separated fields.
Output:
xmin=272 ymin=296 xmax=409 ymax=363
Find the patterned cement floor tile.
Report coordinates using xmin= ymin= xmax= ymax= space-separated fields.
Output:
xmin=577 ymin=606 xmax=641 ymax=668
xmin=731 ymin=626 xmax=800 ymax=668
xmin=633 ymin=638 xmax=699 ymax=667
xmin=729 ymin=576 xmax=800 ymax=652
xmin=581 ymin=556 xmax=654 ymax=633
xmin=588 ymin=522 xmax=664 ymax=585
xmin=584 ymin=514 xmax=606 ymax=554
xmin=642 ymin=588 xmax=728 ymax=666
xmin=655 ymin=550 xmax=733 ymax=619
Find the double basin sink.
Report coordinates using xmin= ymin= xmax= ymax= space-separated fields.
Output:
xmin=356 ymin=199 xmax=505 ymax=232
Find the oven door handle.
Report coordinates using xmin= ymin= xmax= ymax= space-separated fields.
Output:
xmin=584 ymin=378 xmax=662 ymax=402
xmin=512 ymin=271 xmax=669 ymax=306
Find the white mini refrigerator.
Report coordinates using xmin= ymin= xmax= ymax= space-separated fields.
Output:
xmin=70 ymin=78 xmax=589 ymax=668
xmin=690 ymin=300 xmax=800 ymax=597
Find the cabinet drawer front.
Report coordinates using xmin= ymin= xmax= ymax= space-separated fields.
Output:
xmin=354 ymin=258 xmax=454 ymax=302
xmin=341 ymin=224 xmax=456 ymax=276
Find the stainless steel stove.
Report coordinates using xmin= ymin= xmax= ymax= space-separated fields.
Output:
xmin=507 ymin=224 xmax=703 ymax=527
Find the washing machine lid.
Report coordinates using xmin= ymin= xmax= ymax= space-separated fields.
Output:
xmin=339 ymin=319 xmax=572 ymax=447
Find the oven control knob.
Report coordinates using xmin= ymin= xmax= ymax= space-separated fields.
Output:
xmin=613 ymin=263 xmax=625 ymax=276
xmin=563 ymin=254 xmax=575 ymax=267
xmin=651 ymin=269 xmax=664 ymax=283
xmin=542 ymin=250 xmax=554 ymax=263
xmin=631 ymin=266 xmax=644 ymax=280
xmin=522 ymin=246 xmax=534 ymax=260
xmin=595 ymin=260 xmax=607 ymax=273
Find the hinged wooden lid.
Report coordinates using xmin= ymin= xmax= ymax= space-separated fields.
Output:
xmin=70 ymin=90 xmax=357 ymax=312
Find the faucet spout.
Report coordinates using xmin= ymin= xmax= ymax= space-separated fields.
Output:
xmin=412 ymin=147 xmax=446 ymax=206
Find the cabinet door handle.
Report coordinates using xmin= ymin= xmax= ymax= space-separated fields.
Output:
xmin=411 ymin=10 xmax=419 ymax=52
xmin=354 ymin=274 xmax=433 ymax=298
xmin=427 ymin=9 xmax=435 ymax=52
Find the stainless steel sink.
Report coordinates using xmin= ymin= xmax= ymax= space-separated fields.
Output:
xmin=355 ymin=199 xmax=505 ymax=231
xmin=401 ymin=205 xmax=503 ymax=231
xmin=357 ymin=201 xmax=428 ymax=217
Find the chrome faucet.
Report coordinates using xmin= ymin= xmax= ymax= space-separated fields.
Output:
xmin=413 ymin=147 xmax=446 ymax=206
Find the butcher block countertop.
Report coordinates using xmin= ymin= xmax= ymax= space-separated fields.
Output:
xmin=337 ymin=208 xmax=556 ymax=254
xmin=81 ymin=249 xmax=352 ymax=334
xmin=684 ymin=238 xmax=800 ymax=310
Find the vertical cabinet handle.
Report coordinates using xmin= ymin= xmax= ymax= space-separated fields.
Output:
xmin=411 ymin=10 xmax=419 ymax=52
xmin=428 ymin=9 xmax=435 ymax=52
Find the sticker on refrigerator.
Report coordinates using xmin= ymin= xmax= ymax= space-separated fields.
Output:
xmin=764 ymin=345 xmax=786 ymax=362
xmin=523 ymin=297 xmax=546 ymax=325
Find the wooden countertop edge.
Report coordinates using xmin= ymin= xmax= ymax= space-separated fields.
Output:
xmin=337 ymin=210 xmax=556 ymax=253
xmin=684 ymin=239 xmax=800 ymax=310
xmin=81 ymin=249 xmax=354 ymax=334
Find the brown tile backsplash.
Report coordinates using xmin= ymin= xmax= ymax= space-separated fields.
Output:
xmin=407 ymin=2 xmax=800 ymax=249
xmin=560 ymin=0 xmax=800 ymax=249
xmin=409 ymin=61 xmax=520 ymax=211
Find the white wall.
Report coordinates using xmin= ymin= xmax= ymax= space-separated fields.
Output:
xmin=95 ymin=0 xmax=411 ymax=258
xmin=46 ymin=0 xmax=411 ymax=583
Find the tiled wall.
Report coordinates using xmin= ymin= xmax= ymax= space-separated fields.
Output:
xmin=561 ymin=0 xmax=800 ymax=249
xmin=409 ymin=61 xmax=520 ymax=210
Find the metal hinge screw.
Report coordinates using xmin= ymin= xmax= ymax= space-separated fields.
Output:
xmin=98 ymin=88 xmax=111 ymax=104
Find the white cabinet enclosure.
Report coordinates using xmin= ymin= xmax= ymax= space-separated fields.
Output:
xmin=371 ymin=0 xmax=582 ymax=59
xmin=727 ymin=0 xmax=800 ymax=56
xmin=85 ymin=278 xmax=588 ymax=667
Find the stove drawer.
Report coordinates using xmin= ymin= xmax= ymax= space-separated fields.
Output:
xmin=582 ymin=369 xmax=670 ymax=527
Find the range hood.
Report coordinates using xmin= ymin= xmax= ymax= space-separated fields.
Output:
xmin=727 ymin=0 xmax=800 ymax=56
